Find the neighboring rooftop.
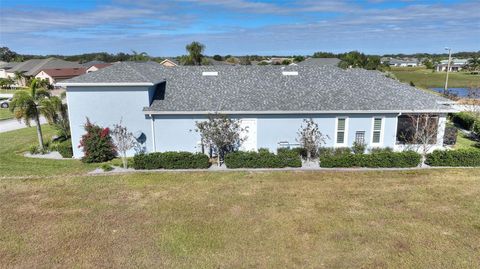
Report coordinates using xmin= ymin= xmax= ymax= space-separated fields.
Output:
xmin=41 ymin=67 xmax=87 ymax=78
xmin=9 ymin=57 xmax=82 ymax=76
xmin=61 ymin=62 xmax=452 ymax=113
xmin=297 ymin=58 xmax=341 ymax=67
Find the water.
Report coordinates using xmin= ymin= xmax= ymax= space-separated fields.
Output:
xmin=431 ymin=88 xmax=478 ymax=98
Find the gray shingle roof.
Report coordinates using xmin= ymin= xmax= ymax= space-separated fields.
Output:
xmin=63 ymin=62 xmax=452 ymax=113
xmin=298 ymin=58 xmax=341 ymax=66
xmin=9 ymin=58 xmax=82 ymax=76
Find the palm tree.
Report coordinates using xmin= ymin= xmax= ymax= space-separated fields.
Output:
xmin=39 ymin=94 xmax=70 ymax=139
xmin=129 ymin=50 xmax=150 ymax=62
xmin=467 ymin=57 xmax=480 ymax=71
xmin=9 ymin=79 xmax=50 ymax=150
xmin=13 ymin=71 xmax=25 ymax=87
xmin=185 ymin=41 xmax=205 ymax=65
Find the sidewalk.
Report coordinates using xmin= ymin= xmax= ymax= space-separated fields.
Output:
xmin=0 ymin=117 xmax=47 ymax=133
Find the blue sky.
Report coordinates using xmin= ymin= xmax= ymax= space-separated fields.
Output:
xmin=0 ymin=0 xmax=479 ymax=56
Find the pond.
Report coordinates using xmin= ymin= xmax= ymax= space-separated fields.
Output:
xmin=431 ymin=88 xmax=479 ymax=98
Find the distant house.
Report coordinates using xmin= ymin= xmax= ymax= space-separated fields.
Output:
xmin=383 ymin=58 xmax=419 ymax=67
xmin=0 ymin=62 xmax=19 ymax=79
xmin=86 ymin=63 xmax=113 ymax=73
xmin=5 ymin=57 xmax=82 ymax=86
xmin=160 ymin=59 xmax=179 ymax=67
xmin=58 ymin=62 xmax=454 ymax=159
xmin=35 ymin=67 xmax=87 ymax=84
xmin=298 ymin=58 xmax=341 ymax=67
xmin=436 ymin=59 xmax=469 ymax=72
xmin=82 ymin=60 xmax=106 ymax=69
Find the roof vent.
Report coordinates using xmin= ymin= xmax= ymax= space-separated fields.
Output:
xmin=282 ymin=71 xmax=298 ymax=76
xmin=202 ymin=71 xmax=218 ymax=76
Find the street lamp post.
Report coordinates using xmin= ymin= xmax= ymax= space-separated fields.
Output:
xmin=444 ymin=47 xmax=452 ymax=95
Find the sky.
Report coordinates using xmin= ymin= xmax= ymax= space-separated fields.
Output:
xmin=0 ymin=0 xmax=479 ymax=56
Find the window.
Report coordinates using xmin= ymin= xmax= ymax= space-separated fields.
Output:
xmin=372 ymin=117 xmax=383 ymax=144
xmin=336 ymin=118 xmax=347 ymax=145
xmin=355 ymin=131 xmax=365 ymax=145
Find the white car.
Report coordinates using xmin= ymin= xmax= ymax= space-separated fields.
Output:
xmin=0 ymin=98 xmax=12 ymax=109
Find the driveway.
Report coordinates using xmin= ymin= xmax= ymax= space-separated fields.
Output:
xmin=0 ymin=117 xmax=47 ymax=133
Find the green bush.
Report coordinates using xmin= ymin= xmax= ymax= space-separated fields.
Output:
xmin=426 ymin=149 xmax=480 ymax=167
xmin=318 ymin=147 xmax=351 ymax=157
xmin=225 ymin=149 xmax=301 ymax=168
xmin=55 ymin=140 xmax=73 ymax=158
xmin=79 ymin=119 xmax=116 ymax=163
xmin=451 ymin=112 xmax=477 ymax=130
xmin=352 ymin=142 xmax=366 ymax=154
xmin=133 ymin=152 xmax=210 ymax=170
xmin=473 ymin=121 xmax=480 ymax=137
xmin=100 ymin=163 xmax=114 ymax=172
xmin=29 ymin=144 xmax=39 ymax=155
xmin=369 ymin=147 xmax=393 ymax=153
xmin=319 ymin=150 xmax=421 ymax=168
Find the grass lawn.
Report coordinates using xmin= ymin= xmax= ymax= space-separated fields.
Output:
xmin=390 ymin=68 xmax=480 ymax=89
xmin=1 ymin=126 xmax=480 ymax=268
xmin=455 ymin=132 xmax=479 ymax=150
xmin=0 ymin=108 xmax=13 ymax=120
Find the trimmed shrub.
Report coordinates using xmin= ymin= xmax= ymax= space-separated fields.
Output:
xmin=369 ymin=147 xmax=393 ymax=153
xmin=319 ymin=150 xmax=421 ymax=168
xmin=133 ymin=152 xmax=210 ymax=170
xmin=473 ymin=121 xmax=480 ymax=137
xmin=352 ymin=142 xmax=366 ymax=154
xmin=78 ymin=119 xmax=116 ymax=163
xmin=451 ymin=112 xmax=477 ymax=130
xmin=225 ymin=149 xmax=302 ymax=168
xmin=318 ymin=147 xmax=351 ymax=157
xmin=55 ymin=140 xmax=73 ymax=158
xmin=426 ymin=149 xmax=480 ymax=167
xmin=100 ymin=163 xmax=114 ymax=172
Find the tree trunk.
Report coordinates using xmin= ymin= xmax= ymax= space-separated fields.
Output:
xmin=307 ymin=150 xmax=311 ymax=161
xmin=34 ymin=110 xmax=44 ymax=151
xmin=122 ymin=152 xmax=128 ymax=169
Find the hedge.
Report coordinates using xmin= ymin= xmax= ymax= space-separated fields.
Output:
xmin=451 ymin=112 xmax=477 ymax=130
xmin=425 ymin=149 xmax=480 ymax=167
xmin=319 ymin=150 xmax=421 ymax=168
xmin=133 ymin=152 xmax=210 ymax=169
xmin=225 ymin=149 xmax=302 ymax=168
xmin=56 ymin=140 xmax=73 ymax=158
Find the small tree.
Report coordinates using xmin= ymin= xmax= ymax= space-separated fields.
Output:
xmin=296 ymin=119 xmax=329 ymax=161
xmin=195 ymin=114 xmax=246 ymax=165
xmin=111 ymin=121 xmax=137 ymax=168
xmin=401 ymin=114 xmax=439 ymax=165
xmin=79 ymin=118 xmax=117 ymax=163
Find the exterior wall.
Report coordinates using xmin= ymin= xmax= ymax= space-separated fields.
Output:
xmin=151 ymin=113 xmax=400 ymax=154
xmin=66 ymin=86 xmax=155 ymax=158
xmin=35 ymin=71 xmax=54 ymax=84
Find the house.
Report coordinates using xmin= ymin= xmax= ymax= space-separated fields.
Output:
xmin=159 ymin=59 xmax=179 ymax=67
xmin=58 ymin=62 xmax=454 ymax=159
xmin=5 ymin=57 xmax=82 ymax=85
xmin=297 ymin=58 xmax=341 ymax=67
xmin=0 ymin=62 xmax=19 ymax=79
xmin=436 ymin=59 xmax=469 ymax=72
xmin=86 ymin=63 xmax=113 ymax=73
xmin=383 ymin=58 xmax=419 ymax=67
xmin=35 ymin=67 xmax=87 ymax=84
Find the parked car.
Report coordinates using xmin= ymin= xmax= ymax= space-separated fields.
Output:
xmin=0 ymin=98 xmax=12 ymax=108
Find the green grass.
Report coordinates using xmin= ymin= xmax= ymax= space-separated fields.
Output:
xmin=0 ymin=125 xmax=95 ymax=177
xmin=390 ymin=68 xmax=480 ymax=89
xmin=1 ymin=126 xmax=480 ymax=268
xmin=0 ymin=108 xmax=13 ymax=120
xmin=455 ymin=132 xmax=479 ymax=150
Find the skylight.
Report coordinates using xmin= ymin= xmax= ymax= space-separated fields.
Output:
xmin=202 ymin=71 xmax=218 ymax=76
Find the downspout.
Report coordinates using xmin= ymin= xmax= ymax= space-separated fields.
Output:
xmin=150 ymin=114 xmax=156 ymax=152
xmin=394 ymin=113 xmax=402 ymax=151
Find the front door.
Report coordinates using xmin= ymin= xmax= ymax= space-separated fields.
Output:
xmin=239 ymin=119 xmax=257 ymax=151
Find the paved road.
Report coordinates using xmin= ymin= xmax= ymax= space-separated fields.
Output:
xmin=0 ymin=117 xmax=47 ymax=133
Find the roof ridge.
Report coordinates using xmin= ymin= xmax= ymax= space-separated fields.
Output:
xmin=124 ymin=62 xmax=153 ymax=83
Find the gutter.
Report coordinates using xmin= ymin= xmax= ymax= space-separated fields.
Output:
xmin=56 ymin=82 xmax=154 ymax=87
xmin=142 ymin=109 xmax=457 ymax=115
